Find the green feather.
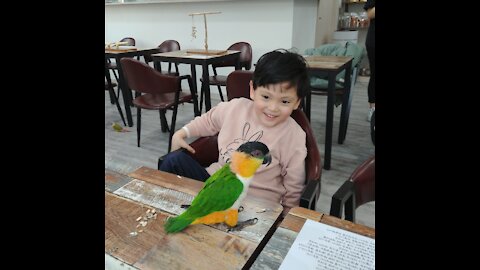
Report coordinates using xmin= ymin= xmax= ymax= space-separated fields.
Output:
xmin=163 ymin=164 xmax=243 ymax=233
xmin=164 ymin=215 xmax=196 ymax=234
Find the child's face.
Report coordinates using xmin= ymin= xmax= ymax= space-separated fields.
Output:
xmin=249 ymin=81 xmax=301 ymax=128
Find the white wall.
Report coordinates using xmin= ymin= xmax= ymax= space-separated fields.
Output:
xmin=292 ymin=0 xmax=318 ymax=54
xmin=105 ymin=0 xmax=319 ymax=77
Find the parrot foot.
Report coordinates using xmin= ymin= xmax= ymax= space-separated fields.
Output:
xmin=180 ymin=204 xmax=190 ymax=209
xmin=238 ymin=206 xmax=244 ymax=212
xmin=227 ymin=218 xmax=258 ymax=232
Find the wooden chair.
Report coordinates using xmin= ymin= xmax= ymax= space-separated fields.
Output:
xmin=329 ymin=155 xmax=375 ymax=222
xmin=120 ymin=58 xmax=199 ymax=152
xmin=200 ymin=41 xmax=252 ymax=103
xmin=158 ymin=70 xmax=322 ymax=210
xmin=144 ymin=40 xmax=181 ymax=76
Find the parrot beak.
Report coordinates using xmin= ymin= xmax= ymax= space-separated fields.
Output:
xmin=262 ymin=153 xmax=272 ymax=166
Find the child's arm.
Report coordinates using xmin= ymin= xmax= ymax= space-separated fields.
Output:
xmin=281 ymin=144 xmax=307 ymax=215
xmin=171 ymin=128 xmax=195 ymax=153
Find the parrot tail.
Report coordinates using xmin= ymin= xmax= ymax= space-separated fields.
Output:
xmin=164 ymin=215 xmax=195 ymax=234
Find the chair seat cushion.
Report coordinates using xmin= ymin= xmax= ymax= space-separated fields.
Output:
xmin=305 ymin=41 xmax=364 ymax=82
xmin=309 ymin=78 xmax=344 ymax=89
xmin=202 ymin=75 xmax=227 ymax=86
xmin=105 ymin=81 xmax=118 ymax=90
xmin=133 ymin=92 xmax=192 ymax=110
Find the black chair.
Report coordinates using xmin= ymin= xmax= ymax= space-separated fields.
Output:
xmin=158 ymin=70 xmax=322 ymax=210
xmin=200 ymin=41 xmax=252 ymax=103
xmin=329 ymin=155 xmax=375 ymax=222
xmin=144 ymin=40 xmax=181 ymax=76
xmin=120 ymin=58 xmax=199 ymax=152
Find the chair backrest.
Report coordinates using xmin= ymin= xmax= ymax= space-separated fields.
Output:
xmin=120 ymin=37 xmax=136 ymax=46
xmin=145 ymin=40 xmax=181 ymax=63
xmin=329 ymin=155 xmax=375 ymax=222
xmin=158 ymin=39 xmax=180 ymax=53
xmin=120 ymin=58 xmax=179 ymax=95
xmin=226 ymin=70 xmax=253 ymax=100
xmin=213 ymin=42 xmax=252 ymax=70
xmin=351 ymin=155 xmax=375 ymax=207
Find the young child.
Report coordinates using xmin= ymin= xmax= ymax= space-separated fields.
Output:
xmin=160 ymin=49 xmax=308 ymax=215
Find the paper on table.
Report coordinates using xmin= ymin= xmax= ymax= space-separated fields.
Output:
xmin=279 ymin=219 xmax=375 ymax=270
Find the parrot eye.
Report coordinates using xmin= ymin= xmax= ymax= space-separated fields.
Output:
xmin=251 ymin=150 xmax=262 ymax=157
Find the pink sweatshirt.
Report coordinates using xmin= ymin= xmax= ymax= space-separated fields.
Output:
xmin=183 ymin=98 xmax=307 ymax=214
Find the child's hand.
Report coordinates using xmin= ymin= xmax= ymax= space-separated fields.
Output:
xmin=171 ymin=129 xmax=196 ymax=154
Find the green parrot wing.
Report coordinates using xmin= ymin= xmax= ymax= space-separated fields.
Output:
xmin=185 ymin=165 xmax=243 ymax=219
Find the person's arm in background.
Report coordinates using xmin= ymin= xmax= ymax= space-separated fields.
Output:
xmin=367 ymin=6 xmax=375 ymax=19
xmin=364 ymin=0 xmax=375 ymax=19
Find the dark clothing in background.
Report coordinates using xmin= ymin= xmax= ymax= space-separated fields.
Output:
xmin=159 ymin=151 xmax=210 ymax=182
xmin=364 ymin=0 xmax=375 ymax=103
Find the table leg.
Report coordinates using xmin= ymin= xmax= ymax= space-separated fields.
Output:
xmin=338 ymin=63 xmax=353 ymax=144
xmin=190 ymin=64 xmax=199 ymax=113
xmin=201 ymin=63 xmax=211 ymax=111
xmin=324 ymin=73 xmax=336 ymax=170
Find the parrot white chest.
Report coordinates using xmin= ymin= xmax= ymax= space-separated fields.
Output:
xmin=231 ymin=174 xmax=251 ymax=209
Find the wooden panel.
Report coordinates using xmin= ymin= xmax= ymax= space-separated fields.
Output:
xmin=105 ymin=48 xmax=137 ymax=53
xmin=128 ymin=166 xmax=203 ymax=196
xmin=134 ymin=226 xmax=256 ymax=270
xmin=250 ymin=227 xmax=298 ymax=270
xmin=106 ymin=191 xmax=259 ymax=270
xmin=186 ymin=49 xmax=227 ymax=55
xmin=114 ymin=178 xmax=284 ymax=244
xmin=105 ymin=168 xmax=132 ymax=192
xmin=320 ymin=214 xmax=375 ymax=239
xmin=105 ymin=192 xmax=166 ymax=265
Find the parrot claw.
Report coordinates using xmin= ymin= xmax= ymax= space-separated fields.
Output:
xmin=180 ymin=204 xmax=190 ymax=209
xmin=238 ymin=206 xmax=244 ymax=212
xmin=227 ymin=218 xmax=258 ymax=232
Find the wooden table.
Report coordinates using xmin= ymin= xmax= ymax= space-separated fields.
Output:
xmin=105 ymin=167 xmax=283 ymax=270
xmin=304 ymin=56 xmax=353 ymax=170
xmin=250 ymin=207 xmax=374 ymax=269
xmin=105 ymin=47 xmax=161 ymax=127
xmin=152 ymin=50 xmax=241 ymax=113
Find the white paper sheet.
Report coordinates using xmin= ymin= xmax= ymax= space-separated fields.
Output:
xmin=279 ymin=219 xmax=375 ymax=270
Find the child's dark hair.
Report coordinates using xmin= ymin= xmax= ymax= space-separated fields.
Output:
xmin=252 ymin=49 xmax=308 ymax=99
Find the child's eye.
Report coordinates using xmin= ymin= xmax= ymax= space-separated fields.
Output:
xmin=262 ymin=95 xmax=269 ymax=100
xmin=282 ymin=100 xmax=290 ymax=104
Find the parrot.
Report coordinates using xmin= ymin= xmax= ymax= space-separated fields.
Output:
xmin=164 ymin=141 xmax=272 ymax=234
xmin=111 ymin=122 xmax=130 ymax=132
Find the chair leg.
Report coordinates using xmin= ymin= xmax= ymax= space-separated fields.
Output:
xmin=136 ymin=107 xmax=141 ymax=147
xmin=110 ymin=88 xmax=126 ymax=126
xmin=187 ymin=76 xmax=200 ymax=116
xmin=168 ymin=104 xmax=179 ymax=153
xmin=304 ymin=93 xmax=312 ymax=121
xmin=338 ymin=89 xmax=354 ymax=144
xmin=344 ymin=195 xmax=356 ymax=222
xmin=217 ymin=85 xmax=224 ymax=102
xmin=199 ymin=88 xmax=204 ymax=113
xmin=108 ymin=88 xmax=116 ymax=104
xmin=159 ymin=109 xmax=169 ymax=132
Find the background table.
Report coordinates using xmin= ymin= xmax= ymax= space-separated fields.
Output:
xmin=152 ymin=50 xmax=240 ymax=113
xmin=304 ymin=55 xmax=353 ymax=170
